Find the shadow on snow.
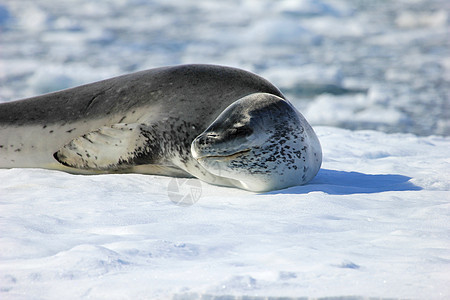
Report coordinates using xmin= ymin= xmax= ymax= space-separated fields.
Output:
xmin=268 ymin=168 xmax=422 ymax=195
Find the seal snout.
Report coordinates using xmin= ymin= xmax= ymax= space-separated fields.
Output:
xmin=191 ymin=132 xmax=221 ymax=159
xmin=191 ymin=130 xmax=252 ymax=160
xmin=196 ymin=132 xmax=220 ymax=145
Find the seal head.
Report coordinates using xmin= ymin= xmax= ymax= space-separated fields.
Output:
xmin=191 ymin=93 xmax=322 ymax=192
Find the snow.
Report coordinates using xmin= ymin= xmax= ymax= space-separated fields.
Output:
xmin=1 ymin=127 xmax=449 ymax=299
xmin=0 ymin=0 xmax=449 ymax=298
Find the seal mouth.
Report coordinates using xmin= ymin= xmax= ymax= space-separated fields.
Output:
xmin=195 ymin=148 xmax=251 ymax=160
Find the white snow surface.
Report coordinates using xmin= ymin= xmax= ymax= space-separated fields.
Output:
xmin=1 ymin=127 xmax=449 ymax=299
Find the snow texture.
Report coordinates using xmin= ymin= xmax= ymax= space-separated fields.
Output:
xmin=0 ymin=0 xmax=449 ymax=299
xmin=1 ymin=127 xmax=449 ymax=299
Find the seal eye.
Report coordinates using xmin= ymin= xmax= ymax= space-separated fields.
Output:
xmin=228 ymin=126 xmax=253 ymax=138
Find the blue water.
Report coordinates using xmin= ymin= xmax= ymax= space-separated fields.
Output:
xmin=0 ymin=0 xmax=448 ymax=136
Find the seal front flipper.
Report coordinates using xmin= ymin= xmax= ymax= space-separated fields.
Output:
xmin=54 ymin=123 xmax=162 ymax=171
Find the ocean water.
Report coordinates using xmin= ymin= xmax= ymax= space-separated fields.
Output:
xmin=0 ymin=0 xmax=448 ymax=136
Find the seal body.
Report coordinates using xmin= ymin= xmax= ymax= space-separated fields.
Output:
xmin=0 ymin=64 xmax=321 ymax=191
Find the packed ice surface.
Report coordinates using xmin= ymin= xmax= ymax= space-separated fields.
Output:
xmin=0 ymin=0 xmax=448 ymax=136
xmin=0 ymin=0 xmax=449 ymax=299
xmin=1 ymin=127 xmax=449 ymax=299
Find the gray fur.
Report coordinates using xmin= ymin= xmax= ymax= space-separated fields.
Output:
xmin=0 ymin=64 xmax=321 ymax=191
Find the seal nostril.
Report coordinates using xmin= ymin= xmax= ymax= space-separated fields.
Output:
xmin=195 ymin=134 xmax=214 ymax=146
xmin=206 ymin=133 xmax=218 ymax=138
xmin=204 ymin=132 xmax=220 ymax=143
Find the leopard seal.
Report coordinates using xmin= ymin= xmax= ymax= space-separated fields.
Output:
xmin=0 ymin=64 xmax=321 ymax=192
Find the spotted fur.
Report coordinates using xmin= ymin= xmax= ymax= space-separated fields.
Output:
xmin=191 ymin=93 xmax=321 ymax=191
xmin=0 ymin=64 xmax=321 ymax=191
